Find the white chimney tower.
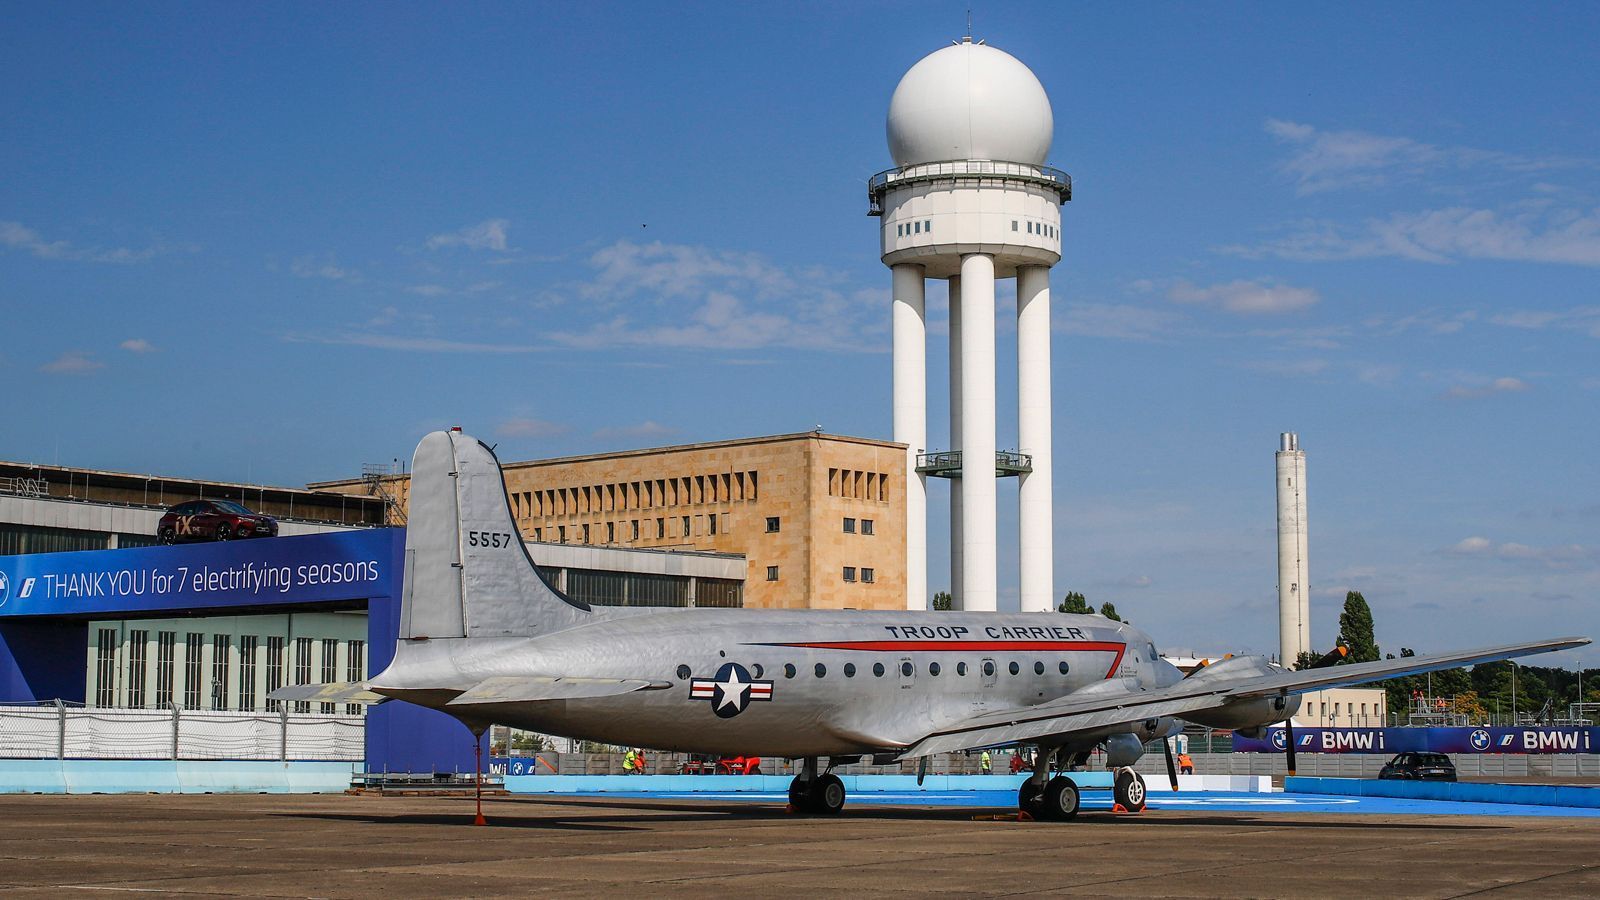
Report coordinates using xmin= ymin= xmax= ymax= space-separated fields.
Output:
xmin=873 ymin=37 xmax=1069 ymax=612
xmin=1275 ymin=432 xmax=1310 ymax=664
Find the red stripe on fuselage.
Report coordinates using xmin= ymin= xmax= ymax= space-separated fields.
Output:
xmin=758 ymin=640 xmax=1129 ymax=679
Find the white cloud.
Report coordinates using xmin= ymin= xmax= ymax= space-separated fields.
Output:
xmin=1168 ymin=279 xmax=1319 ymax=315
xmin=496 ymin=417 xmax=568 ymax=439
xmin=426 ymin=219 xmax=511 ymax=252
xmin=1228 ymin=207 xmax=1600 ymax=267
xmin=1447 ymin=536 xmax=1596 ymax=569
xmin=40 ymin=351 xmax=104 ymax=374
xmin=593 ymin=421 xmax=677 ymax=443
xmin=1057 ymin=302 xmax=1179 ymax=341
xmin=290 ymin=256 xmax=360 ymax=282
xmin=284 ymin=332 xmax=540 ymax=354
xmin=547 ymin=240 xmax=885 ymax=352
xmin=1443 ymin=376 xmax=1531 ymax=400
xmin=1488 ymin=306 xmax=1600 ymax=339
xmin=1264 ymin=119 xmax=1585 ymax=195
xmin=119 ymin=338 xmax=156 ymax=353
xmin=1 ymin=220 xmax=176 ymax=264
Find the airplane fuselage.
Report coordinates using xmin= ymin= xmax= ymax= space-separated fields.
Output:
xmin=377 ymin=607 xmax=1185 ymax=757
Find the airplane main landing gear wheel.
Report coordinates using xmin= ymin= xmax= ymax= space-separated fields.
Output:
xmin=1018 ymin=780 xmax=1045 ymax=819
xmin=1114 ymin=769 xmax=1147 ymax=813
xmin=1040 ymin=775 xmax=1080 ymax=821
xmin=788 ymin=773 xmax=846 ymax=814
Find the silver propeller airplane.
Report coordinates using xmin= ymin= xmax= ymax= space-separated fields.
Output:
xmin=273 ymin=429 xmax=1589 ymax=820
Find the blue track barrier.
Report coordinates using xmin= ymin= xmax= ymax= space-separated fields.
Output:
xmin=504 ymin=772 xmax=1119 ymax=793
xmin=1287 ymin=776 xmax=1600 ymax=809
xmin=0 ymin=760 xmax=355 ymax=794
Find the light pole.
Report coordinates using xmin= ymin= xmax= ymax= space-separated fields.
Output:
xmin=1509 ymin=660 xmax=1519 ymax=726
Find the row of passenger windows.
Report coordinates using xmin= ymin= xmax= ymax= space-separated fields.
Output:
xmin=676 ymin=660 xmax=1072 ymax=680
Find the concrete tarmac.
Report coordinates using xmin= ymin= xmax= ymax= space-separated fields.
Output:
xmin=0 ymin=793 xmax=1596 ymax=898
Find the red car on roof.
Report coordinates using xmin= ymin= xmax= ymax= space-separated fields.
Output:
xmin=158 ymin=499 xmax=279 ymax=544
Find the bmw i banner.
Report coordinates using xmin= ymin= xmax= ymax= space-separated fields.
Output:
xmin=1234 ymin=725 xmax=1599 ymax=754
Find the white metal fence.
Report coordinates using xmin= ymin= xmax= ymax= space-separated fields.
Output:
xmin=0 ymin=703 xmax=363 ymax=761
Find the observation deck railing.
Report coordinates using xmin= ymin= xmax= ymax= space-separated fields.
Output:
xmin=915 ymin=449 xmax=1033 ymax=479
xmin=868 ymin=159 xmax=1071 ymax=215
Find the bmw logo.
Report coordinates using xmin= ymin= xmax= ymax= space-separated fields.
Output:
xmin=1469 ymin=729 xmax=1491 ymax=751
xmin=1270 ymin=729 xmax=1287 ymax=751
xmin=0 ymin=570 xmax=9 ymax=609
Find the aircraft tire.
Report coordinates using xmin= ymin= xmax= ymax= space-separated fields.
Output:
xmin=1041 ymin=775 xmax=1080 ymax=821
xmin=814 ymin=773 xmax=846 ymax=815
xmin=787 ymin=777 xmax=810 ymax=811
xmin=1114 ymin=769 xmax=1146 ymax=812
xmin=1018 ymin=780 xmax=1045 ymax=818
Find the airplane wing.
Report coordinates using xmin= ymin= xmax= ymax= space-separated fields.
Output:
xmin=266 ymin=682 xmax=388 ymax=705
xmin=899 ymin=635 xmax=1588 ymax=759
xmin=445 ymin=675 xmax=672 ymax=706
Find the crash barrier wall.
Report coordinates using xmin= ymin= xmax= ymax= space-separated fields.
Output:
xmin=0 ymin=703 xmax=364 ymax=761
xmin=1234 ymin=726 xmax=1600 ymax=754
xmin=0 ymin=759 xmax=358 ymax=794
xmin=490 ymin=751 xmax=1600 ymax=780
xmin=502 ymin=773 xmax=1274 ymax=794
xmin=1286 ymin=776 xmax=1600 ymax=809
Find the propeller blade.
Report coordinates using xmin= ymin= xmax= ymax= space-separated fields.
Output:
xmin=1163 ymin=737 xmax=1180 ymax=791
xmin=1283 ymin=718 xmax=1297 ymax=777
xmin=1308 ymin=645 xmax=1350 ymax=669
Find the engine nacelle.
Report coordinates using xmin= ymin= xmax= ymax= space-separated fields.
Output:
xmin=1179 ymin=655 xmax=1301 ymax=735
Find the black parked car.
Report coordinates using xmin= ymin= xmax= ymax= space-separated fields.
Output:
xmin=1378 ymin=752 xmax=1457 ymax=781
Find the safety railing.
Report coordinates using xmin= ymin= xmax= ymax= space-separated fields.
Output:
xmin=0 ymin=701 xmax=363 ymax=761
xmin=868 ymin=159 xmax=1071 ymax=214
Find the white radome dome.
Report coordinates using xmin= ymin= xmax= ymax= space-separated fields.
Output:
xmin=886 ymin=39 xmax=1053 ymax=168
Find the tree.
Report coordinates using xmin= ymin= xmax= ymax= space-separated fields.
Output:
xmin=932 ymin=591 xmax=952 ymax=611
xmin=1057 ymin=591 xmax=1091 ymax=615
xmin=1099 ymin=602 xmax=1122 ymax=622
xmin=1293 ymin=651 xmax=1317 ymax=671
xmin=1336 ymin=591 xmax=1380 ymax=663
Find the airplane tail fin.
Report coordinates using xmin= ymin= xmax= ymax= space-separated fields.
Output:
xmin=398 ymin=428 xmax=589 ymax=641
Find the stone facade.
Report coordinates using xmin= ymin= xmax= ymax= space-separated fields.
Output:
xmin=315 ymin=432 xmax=908 ymax=611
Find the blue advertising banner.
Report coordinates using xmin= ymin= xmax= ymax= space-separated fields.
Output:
xmin=0 ymin=530 xmax=401 ymax=618
xmin=1234 ymin=726 xmax=1600 ymax=754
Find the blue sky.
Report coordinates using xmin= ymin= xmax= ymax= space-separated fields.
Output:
xmin=3 ymin=2 xmax=1596 ymax=663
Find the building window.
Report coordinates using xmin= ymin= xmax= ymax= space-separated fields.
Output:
xmin=212 ymin=635 xmax=230 ymax=710
xmin=293 ymin=637 xmax=313 ymax=713
xmin=156 ymin=631 xmax=176 ymax=708
xmin=913 ymin=221 xmax=921 ymax=234
xmin=765 ymin=516 xmax=780 ymax=533
xmin=127 ymin=630 xmax=148 ymax=708
xmin=320 ymin=638 xmax=339 ymax=714
xmin=1012 ymin=220 xmax=1018 ymax=231
xmin=843 ymin=566 xmax=856 ymax=583
xmin=924 ymin=220 xmax=931 ymax=233
xmin=682 ymin=515 xmax=691 ymax=537
xmin=606 ymin=522 xmax=615 ymax=543
xmin=533 ymin=527 xmax=542 ymax=541
xmin=861 ymin=519 xmax=874 ymax=535
xmin=184 ymin=633 xmax=204 ymax=709
xmin=240 ymin=636 xmax=258 ymax=710
xmin=656 ymin=517 xmax=665 ymax=539
xmin=94 ymin=628 xmax=117 ymax=707
xmin=558 ymin=525 xmax=567 ymax=543
xmin=631 ymin=520 xmax=640 ymax=541
xmin=346 ymin=640 xmax=364 ymax=715
xmin=581 ymin=524 xmax=590 ymax=544
xmin=766 ymin=566 xmax=779 ymax=581
xmin=709 ymin=514 xmax=718 ymax=536
xmin=265 ymin=636 xmax=284 ymax=711
xmin=843 ymin=517 xmax=856 ymax=534
xmin=861 ymin=568 xmax=875 ymax=583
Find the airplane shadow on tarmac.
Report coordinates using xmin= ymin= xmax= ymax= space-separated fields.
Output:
xmin=275 ymin=795 xmax=1507 ymax=832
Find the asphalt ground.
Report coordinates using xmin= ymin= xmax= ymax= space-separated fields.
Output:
xmin=1 ymin=793 xmax=1597 ymax=898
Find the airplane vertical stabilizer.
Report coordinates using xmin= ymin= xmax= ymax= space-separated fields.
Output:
xmin=399 ymin=429 xmax=589 ymax=641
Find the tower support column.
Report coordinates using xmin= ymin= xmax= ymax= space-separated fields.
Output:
xmin=947 ymin=275 xmax=963 ymax=608
xmin=893 ymin=264 xmax=928 ymax=610
xmin=1275 ymin=433 xmax=1310 ymax=663
xmin=1017 ymin=265 xmax=1053 ymax=613
xmin=958 ymin=253 xmax=997 ymax=611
